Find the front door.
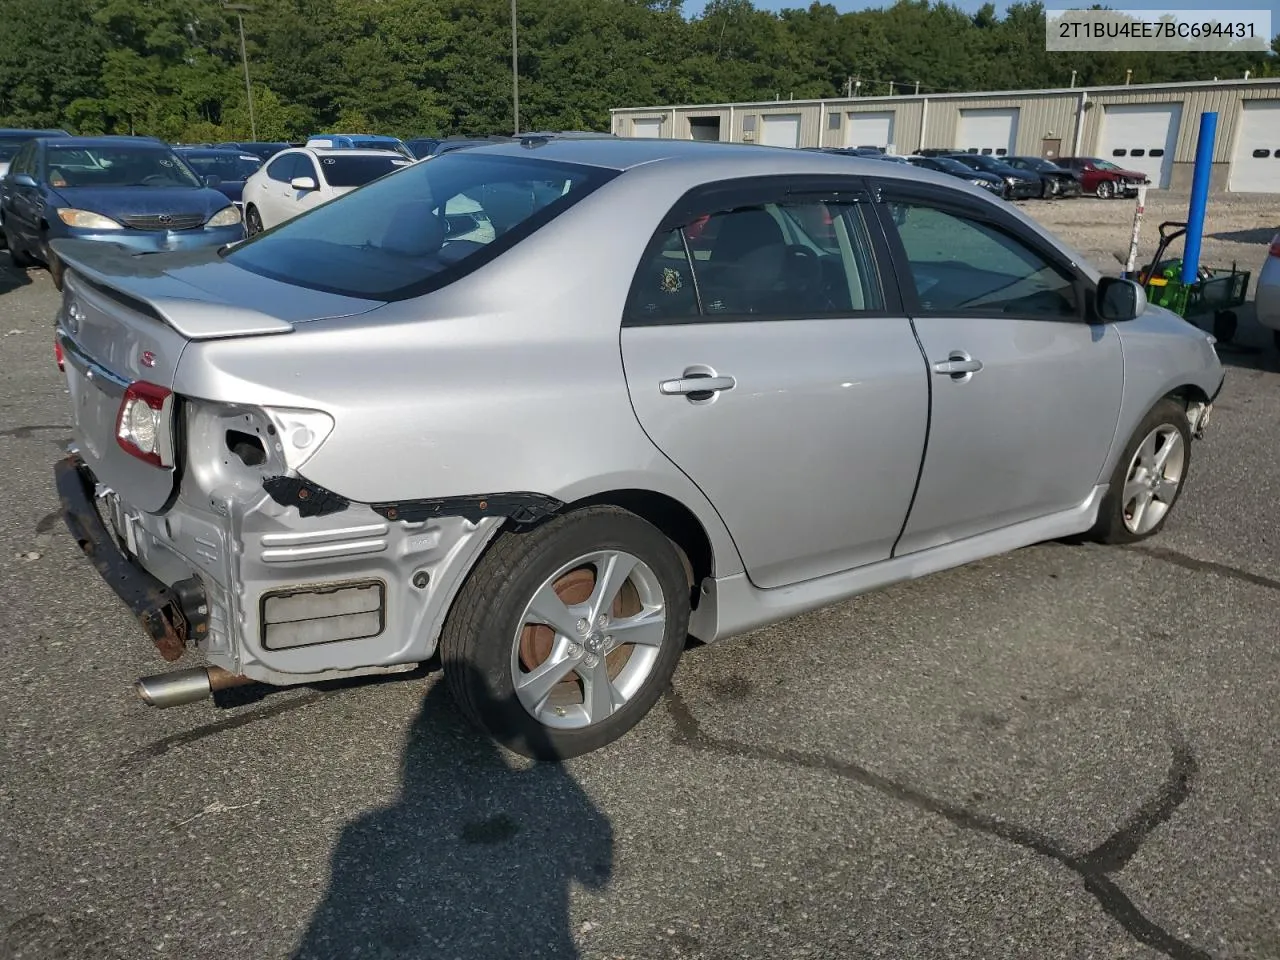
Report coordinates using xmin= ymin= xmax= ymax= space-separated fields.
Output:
xmin=5 ymin=141 xmax=41 ymax=247
xmin=875 ymin=184 xmax=1123 ymax=555
xmin=620 ymin=178 xmax=929 ymax=589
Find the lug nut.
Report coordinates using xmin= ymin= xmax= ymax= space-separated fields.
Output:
xmin=576 ymin=618 xmax=588 ymax=633
xmin=596 ymin=614 xmax=607 ymax=627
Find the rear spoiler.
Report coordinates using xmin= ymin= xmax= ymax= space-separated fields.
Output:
xmin=50 ymin=239 xmax=294 ymax=341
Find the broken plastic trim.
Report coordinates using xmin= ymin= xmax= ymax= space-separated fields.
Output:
xmin=261 ymin=474 xmax=564 ymax=525
xmin=369 ymin=492 xmax=564 ymax=524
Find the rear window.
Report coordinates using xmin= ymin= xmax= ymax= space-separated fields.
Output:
xmin=225 ymin=152 xmax=617 ymax=301
xmin=318 ymin=154 xmax=412 ymax=187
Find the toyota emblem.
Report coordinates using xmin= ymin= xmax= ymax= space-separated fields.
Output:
xmin=140 ymin=350 xmax=156 ymax=368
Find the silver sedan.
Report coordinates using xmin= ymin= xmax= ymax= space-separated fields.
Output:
xmin=49 ymin=138 xmax=1224 ymax=759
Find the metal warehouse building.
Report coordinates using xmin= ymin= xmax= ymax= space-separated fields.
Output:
xmin=610 ymin=78 xmax=1280 ymax=193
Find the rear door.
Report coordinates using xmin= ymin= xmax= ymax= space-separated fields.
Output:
xmin=621 ymin=176 xmax=930 ymax=589
xmin=873 ymin=180 xmax=1123 ymax=554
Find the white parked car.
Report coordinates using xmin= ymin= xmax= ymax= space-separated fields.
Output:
xmin=240 ymin=147 xmax=415 ymax=234
xmin=1256 ymin=231 xmax=1280 ymax=352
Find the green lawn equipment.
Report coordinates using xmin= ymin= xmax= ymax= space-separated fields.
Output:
xmin=1133 ymin=221 xmax=1250 ymax=343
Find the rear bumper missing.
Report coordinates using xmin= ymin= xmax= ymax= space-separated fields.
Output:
xmin=54 ymin=453 xmax=200 ymax=661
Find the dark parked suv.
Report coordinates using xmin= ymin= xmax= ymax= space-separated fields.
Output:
xmin=943 ymin=153 xmax=1042 ymax=201
xmin=1002 ymin=157 xmax=1083 ymax=199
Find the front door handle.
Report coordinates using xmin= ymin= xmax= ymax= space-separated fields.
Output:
xmin=932 ymin=353 xmax=983 ymax=378
xmin=660 ymin=375 xmax=736 ymax=396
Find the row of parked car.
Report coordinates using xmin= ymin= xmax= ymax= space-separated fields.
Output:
xmin=0 ymin=127 xmax=611 ymax=286
xmin=808 ymin=145 xmax=1151 ymax=202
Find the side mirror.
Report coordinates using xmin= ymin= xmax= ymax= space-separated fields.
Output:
xmin=1096 ymin=276 xmax=1147 ymax=322
xmin=290 ymin=176 xmax=318 ymax=192
xmin=203 ymin=174 xmax=222 ymax=187
xmin=12 ymin=173 xmax=37 ymax=187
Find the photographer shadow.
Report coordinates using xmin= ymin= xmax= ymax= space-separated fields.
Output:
xmin=292 ymin=666 xmax=613 ymax=960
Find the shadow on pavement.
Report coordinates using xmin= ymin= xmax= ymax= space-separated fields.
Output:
xmin=290 ymin=665 xmax=613 ymax=960
xmin=0 ymin=262 xmax=32 ymax=296
xmin=1207 ymin=227 xmax=1277 ymax=246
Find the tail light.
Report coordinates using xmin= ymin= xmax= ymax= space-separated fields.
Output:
xmin=1269 ymin=234 xmax=1280 ymax=259
xmin=54 ymin=337 xmax=64 ymax=372
xmin=116 ymin=381 xmax=174 ymax=468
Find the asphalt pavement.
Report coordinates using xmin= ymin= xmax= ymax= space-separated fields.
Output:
xmin=1 ymin=259 xmax=1277 ymax=960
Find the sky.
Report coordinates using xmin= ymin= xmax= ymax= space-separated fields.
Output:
xmin=752 ymin=0 xmax=1280 ymax=36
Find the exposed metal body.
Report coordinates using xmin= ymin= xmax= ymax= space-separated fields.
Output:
xmin=48 ymin=138 xmax=1225 ymax=699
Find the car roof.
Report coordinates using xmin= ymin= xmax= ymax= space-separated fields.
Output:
xmin=41 ymin=135 xmax=168 ymax=148
xmin=0 ymin=128 xmax=69 ymax=137
xmin=431 ymin=136 xmax=958 ymax=175
xmin=298 ymin=147 xmax=408 ymax=159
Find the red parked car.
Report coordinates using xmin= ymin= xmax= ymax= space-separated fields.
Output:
xmin=1057 ymin=157 xmax=1150 ymax=199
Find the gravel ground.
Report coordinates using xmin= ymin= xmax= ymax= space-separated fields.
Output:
xmin=1 ymin=190 xmax=1278 ymax=960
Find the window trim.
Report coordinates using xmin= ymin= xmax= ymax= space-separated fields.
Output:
xmin=870 ymin=179 xmax=1095 ymax=325
xmin=622 ymin=174 xmax=904 ymax=328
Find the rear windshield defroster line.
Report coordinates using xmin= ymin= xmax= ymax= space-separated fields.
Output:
xmin=225 ymin=153 xmax=619 ymax=302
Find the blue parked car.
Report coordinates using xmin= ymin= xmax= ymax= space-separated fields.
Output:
xmin=173 ymin=146 xmax=264 ymax=208
xmin=0 ymin=135 xmax=244 ymax=287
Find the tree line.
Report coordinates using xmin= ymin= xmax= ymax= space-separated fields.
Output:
xmin=1 ymin=0 xmax=1276 ymax=143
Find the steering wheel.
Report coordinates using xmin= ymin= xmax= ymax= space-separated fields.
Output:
xmin=782 ymin=244 xmax=836 ymax=309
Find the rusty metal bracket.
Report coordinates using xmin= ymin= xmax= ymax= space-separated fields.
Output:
xmin=54 ymin=454 xmax=191 ymax=662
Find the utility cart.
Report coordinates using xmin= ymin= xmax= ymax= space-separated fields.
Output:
xmin=1132 ymin=220 xmax=1251 ymax=343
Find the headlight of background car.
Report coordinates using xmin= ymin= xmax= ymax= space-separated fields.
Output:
xmin=969 ymin=179 xmax=987 ymax=187
xmin=206 ymin=206 xmax=243 ymax=227
xmin=56 ymin=209 xmax=122 ymax=230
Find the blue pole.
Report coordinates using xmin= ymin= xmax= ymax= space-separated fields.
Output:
xmin=1181 ymin=111 xmax=1218 ymax=285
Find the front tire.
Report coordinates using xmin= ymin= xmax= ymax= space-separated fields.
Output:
xmin=245 ymin=204 xmax=263 ymax=237
xmin=439 ymin=506 xmax=691 ymax=760
xmin=1089 ymin=398 xmax=1192 ymax=544
xmin=1095 ymin=179 xmax=1115 ymax=200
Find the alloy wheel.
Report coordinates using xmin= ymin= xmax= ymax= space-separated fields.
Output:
xmin=1120 ymin=425 xmax=1185 ymax=535
xmin=511 ymin=550 xmax=668 ymax=730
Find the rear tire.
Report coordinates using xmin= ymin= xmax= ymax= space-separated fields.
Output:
xmin=1089 ymin=398 xmax=1192 ymax=545
xmin=1095 ymin=180 xmax=1115 ymax=200
xmin=439 ymin=506 xmax=691 ymax=760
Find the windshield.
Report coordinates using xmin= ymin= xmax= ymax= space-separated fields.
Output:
xmin=180 ymin=153 xmax=262 ymax=181
xmin=933 ymin=157 xmax=978 ymax=175
xmin=0 ymin=139 xmax=30 ymax=162
xmin=45 ymin=145 xmax=203 ymax=188
xmin=226 ymin=152 xmax=616 ymax=300
xmin=318 ymin=154 xmax=414 ymax=187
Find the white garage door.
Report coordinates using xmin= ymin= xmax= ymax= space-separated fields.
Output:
xmin=760 ymin=113 xmax=802 ymax=148
xmin=846 ymin=111 xmax=895 ymax=149
xmin=631 ymin=118 xmax=663 ymax=138
xmin=957 ymin=108 xmax=1019 ymax=157
xmin=1098 ymin=103 xmax=1181 ymax=189
xmin=1229 ymin=100 xmax=1280 ymax=193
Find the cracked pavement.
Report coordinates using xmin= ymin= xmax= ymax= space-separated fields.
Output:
xmin=2 ymin=233 xmax=1279 ymax=960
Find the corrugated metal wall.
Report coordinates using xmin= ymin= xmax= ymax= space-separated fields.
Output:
xmin=610 ymin=81 xmax=1280 ymax=163
xmin=1081 ymin=85 xmax=1278 ymax=162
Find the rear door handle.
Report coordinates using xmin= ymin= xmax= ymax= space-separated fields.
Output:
xmin=659 ymin=375 xmax=736 ymax=396
xmin=932 ymin=353 xmax=983 ymax=377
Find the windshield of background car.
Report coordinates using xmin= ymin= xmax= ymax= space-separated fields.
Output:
xmin=182 ymin=153 xmax=262 ymax=181
xmin=45 ymin=145 xmax=203 ymax=188
xmin=934 ymin=157 xmax=977 ymax=175
xmin=0 ymin=139 xmax=31 ymax=162
xmin=318 ymin=153 xmax=414 ymax=187
xmin=1091 ymin=159 xmax=1120 ymax=170
xmin=225 ymin=152 xmax=617 ymax=300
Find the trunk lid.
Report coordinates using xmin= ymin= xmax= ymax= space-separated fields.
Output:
xmin=53 ymin=238 xmax=382 ymax=513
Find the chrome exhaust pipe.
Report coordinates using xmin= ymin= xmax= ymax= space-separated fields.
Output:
xmin=134 ymin=666 xmax=254 ymax=708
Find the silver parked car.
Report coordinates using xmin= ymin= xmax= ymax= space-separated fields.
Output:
xmin=51 ymin=139 xmax=1224 ymax=759
xmin=1255 ymin=231 xmax=1280 ymax=351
